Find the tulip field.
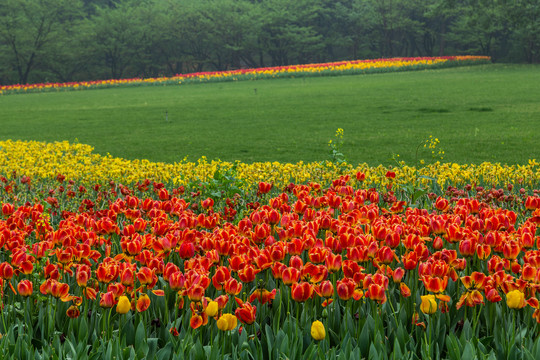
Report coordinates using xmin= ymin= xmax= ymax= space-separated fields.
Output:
xmin=0 ymin=141 xmax=539 ymax=359
xmin=1 ymin=57 xmax=540 ymax=359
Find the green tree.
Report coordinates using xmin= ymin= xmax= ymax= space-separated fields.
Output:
xmin=506 ymin=0 xmax=540 ymax=63
xmin=448 ymin=0 xmax=509 ymax=58
xmin=0 ymin=0 xmax=84 ymax=84
xmin=85 ymin=0 xmax=148 ymax=79
xmin=259 ymin=0 xmax=324 ymax=66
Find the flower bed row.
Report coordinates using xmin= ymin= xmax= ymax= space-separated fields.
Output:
xmin=1 ymin=141 xmax=539 ymax=193
xmin=0 ymin=154 xmax=540 ymax=358
xmin=0 ymin=56 xmax=491 ymax=95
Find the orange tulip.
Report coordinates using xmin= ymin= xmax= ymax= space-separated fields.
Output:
xmin=234 ymin=298 xmax=256 ymax=325
xmin=187 ymin=284 xmax=205 ymax=302
xmin=136 ymin=293 xmax=151 ymax=312
xmin=282 ymin=267 xmax=300 ymax=286
xmin=66 ymin=305 xmax=80 ymax=319
xmin=224 ymin=278 xmax=243 ymax=296
xmin=317 ymin=280 xmax=334 ymax=299
xmin=365 ymin=283 xmax=386 ymax=304
xmin=17 ymin=279 xmax=33 ymax=297
xmin=291 ymin=282 xmax=314 ymax=302
xmin=400 ymin=283 xmax=411 ymax=298
xmin=249 ymin=288 xmax=276 ymax=305
xmin=212 ymin=266 xmax=231 ymax=290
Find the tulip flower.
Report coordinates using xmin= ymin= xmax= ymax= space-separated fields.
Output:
xmin=66 ymin=305 xmax=80 ymax=319
xmin=506 ymin=290 xmax=526 ymax=309
xmin=217 ymin=314 xmax=238 ymax=331
xmin=310 ymin=320 xmax=326 ymax=341
xmin=136 ymin=293 xmax=151 ymax=312
xmin=205 ymin=301 xmax=219 ymax=317
xmin=100 ymin=291 xmax=116 ymax=308
xmin=17 ymin=280 xmax=33 ymax=297
xmin=291 ymin=282 xmax=314 ymax=302
xmin=116 ymin=295 xmax=131 ymax=314
xmin=234 ymin=298 xmax=256 ymax=325
xmin=420 ymin=295 xmax=437 ymax=315
xmin=224 ymin=278 xmax=242 ymax=296
xmin=249 ymin=288 xmax=276 ymax=305
xmin=400 ymin=283 xmax=411 ymax=298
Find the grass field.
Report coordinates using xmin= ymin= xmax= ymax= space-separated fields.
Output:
xmin=1 ymin=64 xmax=539 ymax=166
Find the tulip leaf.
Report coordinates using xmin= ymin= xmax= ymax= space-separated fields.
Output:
xmin=265 ymin=324 xmax=274 ymax=359
xmin=368 ymin=343 xmax=378 ymax=359
xmin=146 ymin=338 xmax=158 ymax=360
xmin=392 ymin=338 xmax=403 ymax=358
xmin=278 ymin=333 xmax=289 ymax=358
xmin=459 ymin=320 xmax=472 ymax=344
xmin=156 ymin=343 xmax=172 ymax=360
xmin=190 ymin=340 xmax=205 ymax=360
xmin=461 ymin=341 xmax=476 ymax=360
xmin=358 ymin=321 xmax=370 ymax=356
xmin=445 ymin=333 xmax=462 ymax=360
xmin=78 ymin=317 xmax=88 ymax=344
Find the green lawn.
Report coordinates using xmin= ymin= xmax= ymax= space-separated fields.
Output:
xmin=1 ymin=64 xmax=539 ymax=166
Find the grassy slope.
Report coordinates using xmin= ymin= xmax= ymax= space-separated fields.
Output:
xmin=1 ymin=64 xmax=539 ymax=166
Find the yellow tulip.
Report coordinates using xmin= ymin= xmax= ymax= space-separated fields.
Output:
xmin=310 ymin=320 xmax=326 ymax=341
xmin=217 ymin=314 xmax=237 ymax=331
xmin=116 ymin=296 xmax=131 ymax=314
xmin=205 ymin=301 xmax=219 ymax=317
xmin=506 ymin=290 xmax=526 ymax=309
xmin=420 ymin=295 xmax=437 ymax=315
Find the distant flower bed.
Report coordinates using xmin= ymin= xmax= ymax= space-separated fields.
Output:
xmin=0 ymin=56 xmax=491 ymax=95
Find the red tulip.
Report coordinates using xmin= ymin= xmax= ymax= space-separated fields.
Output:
xmin=99 ymin=291 xmax=116 ymax=308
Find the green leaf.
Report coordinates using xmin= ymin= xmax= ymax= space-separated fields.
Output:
xmin=461 ymin=341 xmax=476 ymax=360
xmin=265 ymin=324 xmax=275 ymax=359
xmin=358 ymin=320 xmax=370 ymax=356
xmin=278 ymin=332 xmax=289 ymax=358
xmin=392 ymin=338 xmax=403 ymax=358
xmin=78 ymin=317 xmax=88 ymax=344
xmin=368 ymin=343 xmax=379 ymax=359
xmin=445 ymin=333 xmax=462 ymax=360
xmin=147 ymin=338 xmax=158 ymax=360
xmin=412 ymin=188 xmax=428 ymax=204
xmin=156 ymin=343 xmax=173 ymax=360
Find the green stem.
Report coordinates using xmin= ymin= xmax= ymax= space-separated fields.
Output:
xmin=510 ymin=310 xmax=516 ymax=357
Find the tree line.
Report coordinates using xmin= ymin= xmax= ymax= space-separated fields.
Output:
xmin=0 ymin=0 xmax=538 ymax=85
